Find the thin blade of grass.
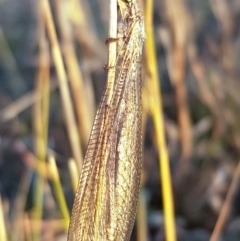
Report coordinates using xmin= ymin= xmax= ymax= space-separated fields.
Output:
xmin=54 ymin=0 xmax=93 ymax=148
xmin=68 ymin=158 xmax=79 ymax=192
xmin=42 ymin=0 xmax=83 ymax=171
xmin=48 ymin=154 xmax=70 ymax=230
xmin=210 ymin=161 xmax=240 ymax=241
xmin=164 ymin=0 xmax=192 ymax=166
xmin=145 ymin=0 xmax=176 ymax=240
xmin=0 ymin=195 xmax=7 ymax=241
xmin=10 ymin=168 xmax=32 ymax=241
xmin=32 ymin=8 xmax=50 ymax=241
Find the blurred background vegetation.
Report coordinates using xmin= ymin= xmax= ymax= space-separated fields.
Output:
xmin=0 ymin=0 xmax=240 ymax=240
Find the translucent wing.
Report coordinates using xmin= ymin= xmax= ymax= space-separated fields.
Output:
xmin=67 ymin=2 xmax=145 ymax=240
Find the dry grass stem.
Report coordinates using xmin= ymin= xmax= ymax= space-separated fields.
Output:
xmin=32 ymin=9 xmax=50 ymax=241
xmin=48 ymin=154 xmax=70 ymax=229
xmin=10 ymin=168 xmax=32 ymax=241
xmin=70 ymin=0 xmax=106 ymax=65
xmin=42 ymin=0 xmax=83 ymax=171
xmin=23 ymin=214 xmax=32 ymax=241
xmin=106 ymin=0 xmax=117 ymax=105
xmin=54 ymin=0 xmax=93 ymax=148
xmin=145 ymin=0 xmax=176 ymax=240
xmin=164 ymin=0 xmax=192 ymax=166
xmin=210 ymin=0 xmax=234 ymax=71
xmin=68 ymin=158 xmax=79 ymax=192
xmin=209 ymin=161 xmax=240 ymax=241
xmin=0 ymin=195 xmax=7 ymax=241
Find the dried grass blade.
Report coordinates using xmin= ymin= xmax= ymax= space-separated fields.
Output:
xmin=145 ymin=0 xmax=177 ymax=240
xmin=42 ymin=0 xmax=83 ymax=171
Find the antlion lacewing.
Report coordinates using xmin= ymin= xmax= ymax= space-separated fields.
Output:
xmin=67 ymin=0 xmax=145 ymax=240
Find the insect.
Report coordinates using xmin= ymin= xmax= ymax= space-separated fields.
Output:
xmin=67 ymin=0 xmax=145 ymax=240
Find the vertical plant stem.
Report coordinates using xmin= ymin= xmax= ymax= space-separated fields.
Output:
xmin=54 ymin=0 xmax=92 ymax=148
xmin=48 ymin=155 xmax=70 ymax=230
xmin=11 ymin=168 xmax=32 ymax=241
xmin=165 ymin=0 xmax=192 ymax=166
xmin=42 ymin=0 xmax=83 ymax=171
xmin=68 ymin=158 xmax=79 ymax=191
xmin=210 ymin=0 xmax=233 ymax=71
xmin=106 ymin=0 xmax=117 ymax=105
xmin=145 ymin=0 xmax=176 ymax=240
xmin=210 ymin=161 xmax=240 ymax=241
xmin=23 ymin=214 xmax=32 ymax=241
xmin=32 ymin=7 xmax=50 ymax=241
xmin=0 ymin=195 xmax=7 ymax=241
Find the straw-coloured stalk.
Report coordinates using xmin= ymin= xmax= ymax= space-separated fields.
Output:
xmin=105 ymin=0 xmax=118 ymax=106
xmin=0 ymin=195 xmax=7 ymax=241
xmin=68 ymin=158 xmax=79 ymax=192
xmin=210 ymin=161 xmax=240 ymax=241
xmin=145 ymin=0 xmax=177 ymax=240
xmin=164 ymin=0 xmax=192 ymax=167
xmin=54 ymin=0 xmax=92 ymax=148
xmin=69 ymin=0 xmax=107 ymax=65
xmin=32 ymin=7 xmax=50 ymax=240
xmin=210 ymin=0 xmax=234 ymax=72
xmin=10 ymin=168 xmax=32 ymax=241
xmin=48 ymin=154 xmax=70 ymax=230
xmin=41 ymin=0 xmax=83 ymax=171
xmin=23 ymin=214 xmax=32 ymax=241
